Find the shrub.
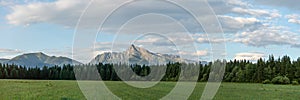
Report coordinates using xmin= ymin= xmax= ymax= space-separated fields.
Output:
xmin=262 ymin=79 xmax=271 ymax=84
xmin=272 ymin=76 xmax=283 ymax=84
xmin=282 ymin=76 xmax=290 ymax=84
xmin=272 ymin=76 xmax=290 ymax=84
xmin=292 ymin=81 xmax=299 ymax=85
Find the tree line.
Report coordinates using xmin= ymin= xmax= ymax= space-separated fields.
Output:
xmin=0 ymin=62 xmax=181 ymax=81
xmin=221 ymin=55 xmax=300 ymax=84
xmin=0 ymin=55 xmax=300 ymax=84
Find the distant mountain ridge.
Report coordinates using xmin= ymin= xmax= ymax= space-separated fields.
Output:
xmin=0 ymin=58 xmax=9 ymax=63
xmin=2 ymin=52 xmax=82 ymax=68
xmin=90 ymin=44 xmax=194 ymax=65
xmin=0 ymin=45 xmax=197 ymax=67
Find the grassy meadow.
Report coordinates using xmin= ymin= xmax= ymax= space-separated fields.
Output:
xmin=0 ymin=80 xmax=299 ymax=100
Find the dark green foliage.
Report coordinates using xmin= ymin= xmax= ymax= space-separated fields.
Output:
xmin=271 ymin=76 xmax=290 ymax=84
xmin=0 ymin=62 xmax=181 ymax=81
xmin=292 ymin=80 xmax=299 ymax=85
xmin=1 ymin=55 xmax=300 ymax=85
xmin=220 ymin=55 xmax=300 ymax=85
xmin=262 ymin=79 xmax=271 ymax=84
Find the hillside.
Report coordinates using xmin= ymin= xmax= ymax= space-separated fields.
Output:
xmin=4 ymin=52 xmax=82 ymax=67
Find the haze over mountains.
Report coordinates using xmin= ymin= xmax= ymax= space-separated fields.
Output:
xmin=0 ymin=45 xmax=195 ymax=67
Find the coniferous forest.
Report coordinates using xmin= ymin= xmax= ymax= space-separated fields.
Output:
xmin=1 ymin=55 xmax=300 ymax=85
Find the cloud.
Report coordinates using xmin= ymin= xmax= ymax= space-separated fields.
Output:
xmin=196 ymin=37 xmax=227 ymax=44
xmin=230 ymin=7 xmax=281 ymax=18
xmin=178 ymin=50 xmax=210 ymax=61
xmin=42 ymin=48 xmax=73 ymax=58
xmin=0 ymin=48 xmax=23 ymax=59
xmin=285 ymin=14 xmax=300 ymax=25
xmin=194 ymin=50 xmax=209 ymax=56
xmin=0 ymin=0 xmax=14 ymax=6
xmin=234 ymin=52 xmax=265 ymax=61
xmin=254 ymin=0 xmax=300 ymax=11
xmin=226 ymin=0 xmax=250 ymax=7
xmin=218 ymin=15 xmax=262 ymax=33
xmin=5 ymin=0 xmax=284 ymax=39
xmin=0 ymin=48 xmax=22 ymax=54
xmin=5 ymin=0 xmax=299 ymax=49
xmin=178 ymin=50 xmax=208 ymax=56
xmin=6 ymin=0 xmax=88 ymax=26
xmin=233 ymin=26 xmax=300 ymax=47
xmin=4 ymin=0 xmax=263 ymax=33
xmin=232 ymin=7 xmax=267 ymax=16
xmin=195 ymin=34 xmax=228 ymax=43
xmin=2 ymin=0 xmax=279 ymax=33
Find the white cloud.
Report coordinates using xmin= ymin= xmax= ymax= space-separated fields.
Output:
xmin=226 ymin=0 xmax=250 ymax=7
xmin=42 ymin=48 xmax=73 ymax=58
xmin=4 ymin=0 xmax=263 ymax=33
xmin=197 ymin=37 xmax=227 ymax=44
xmin=194 ymin=50 xmax=209 ymax=56
xmin=231 ymin=7 xmax=281 ymax=18
xmin=233 ymin=26 xmax=300 ymax=47
xmin=234 ymin=52 xmax=265 ymax=61
xmin=270 ymin=10 xmax=282 ymax=18
xmin=218 ymin=15 xmax=261 ymax=33
xmin=285 ymin=14 xmax=300 ymax=25
xmin=0 ymin=48 xmax=22 ymax=54
xmin=0 ymin=0 xmax=14 ymax=6
xmin=178 ymin=50 xmax=208 ymax=56
xmin=177 ymin=50 xmax=209 ymax=61
xmin=4 ymin=0 xmax=280 ymax=28
xmin=232 ymin=7 xmax=268 ymax=16
xmin=0 ymin=48 xmax=23 ymax=59
xmin=6 ymin=0 xmax=88 ymax=26
xmin=195 ymin=34 xmax=228 ymax=43
xmin=254 ymin=0 xmax=300 ymax=11
xmin=5 ymin=0 xmax=285 ymax=40
xmin=5 ymin=0 xmax=300 ymax=49
xmin=229 ymin=16 xmax=260 ymax=24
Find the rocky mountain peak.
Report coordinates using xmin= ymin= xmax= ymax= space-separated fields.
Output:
xmin=127 ymin=44 xmax=139 ymax=52
xmin=127 ymin=44 xmax=153 ymax=55
xmin=91 ymin=45 xmax=193 ymax=65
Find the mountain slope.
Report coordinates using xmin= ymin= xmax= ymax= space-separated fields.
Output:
xmin=90 ymin=44 xmax=192 ymax=65
xmin=0 ymin=58 xmax=9 ymax=63
xmin=6 ymin=52 xmax=82 ymax=67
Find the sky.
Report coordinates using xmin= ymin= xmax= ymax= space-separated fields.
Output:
xmin=0 ymin=0 xmax=300 ymax=63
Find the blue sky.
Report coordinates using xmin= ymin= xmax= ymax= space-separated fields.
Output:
xmin=1 ymin=0 xmax=300 ymax=63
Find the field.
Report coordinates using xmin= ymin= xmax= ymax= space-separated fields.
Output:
xmin=0 ymin=80 xmax=299 ymax=100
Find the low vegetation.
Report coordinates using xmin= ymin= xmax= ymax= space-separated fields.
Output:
xmin=0 ymin=80 xmax=300 ymax=100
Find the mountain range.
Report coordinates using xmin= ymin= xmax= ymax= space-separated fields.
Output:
xmin=0 ymin=45 xmax=195 ymax=67
xmin=90 ymin=44 xmax=193 ymax=65
xmin=1 ymin=52 xmax=82 ymax=68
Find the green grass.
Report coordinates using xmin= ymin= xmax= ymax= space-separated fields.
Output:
xmin=0 ymin=80 xmax=84 ymax=100
xmin=0 ymin=80 xmax=299 ymax=100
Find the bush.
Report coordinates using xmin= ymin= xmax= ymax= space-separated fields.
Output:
xmin=292 ymin=81 xmax=299 ymax=85
xmin=272 ymin=76 xmax=283 ymax=84
xmin=272 ymin=76 xmax=290 ymax=84
xmin=262 ymin=79 xmax=271 ymax=84
xmin=282 ymin=76 xmax=290 ymax=84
